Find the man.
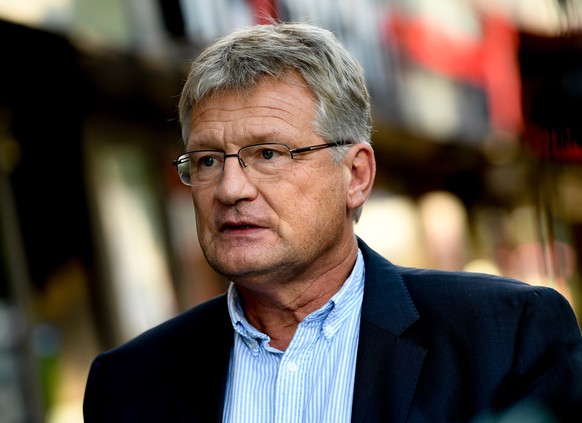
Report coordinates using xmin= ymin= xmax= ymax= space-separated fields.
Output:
xmin=84 ymin=23 xmax=582 ymax=422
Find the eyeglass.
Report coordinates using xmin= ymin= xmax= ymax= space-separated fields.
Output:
xmin=172 ymin=141 xmax=352 ymax=187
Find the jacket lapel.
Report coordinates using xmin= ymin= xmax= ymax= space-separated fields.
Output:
xmin=352 ymin=239 xmax=427 ymax=423
xmin=168 ymin=297 xmax=234 ymax=422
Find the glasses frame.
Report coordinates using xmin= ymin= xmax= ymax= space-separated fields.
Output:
xmin=172 ymin=141 xmax=352 ymax=186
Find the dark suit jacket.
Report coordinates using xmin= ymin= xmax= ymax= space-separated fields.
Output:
xmin=83 ymin=239 xmax=582 ymax=422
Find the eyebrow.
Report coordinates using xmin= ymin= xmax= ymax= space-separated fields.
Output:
xmin=187 ymin=136 xmax=284 ymax=151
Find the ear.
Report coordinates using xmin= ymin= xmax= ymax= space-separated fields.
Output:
xmin=346 ymin=144 xmax=376 ymax=212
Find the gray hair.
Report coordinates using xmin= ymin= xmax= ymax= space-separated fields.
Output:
xmin=178 ymin=22 xmax=372 ymax=220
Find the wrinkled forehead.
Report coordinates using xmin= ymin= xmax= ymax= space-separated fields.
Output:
xmin=186 ymin=76 xmax=320 ymax=149
xmin=181 ymin=71 xmax=321 ymax=145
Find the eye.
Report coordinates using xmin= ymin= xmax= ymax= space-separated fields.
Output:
xmin=253 ymin=145 xmax=288 ymax=161
xmin=200 ymin=155 xmax=217 ymax=167
xmin=260 ymin=148 xmax=277 ymax=160
xmin=191 ymin=152 xmax=223 ymax=170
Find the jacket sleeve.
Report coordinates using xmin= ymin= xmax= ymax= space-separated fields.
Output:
xmin=83 ymin=351 xmax=147 ymax=422
xmin=493 ymin=286 xmax=582 ymax=416
xmin=83 ymin=354 xmax=106 ymax=423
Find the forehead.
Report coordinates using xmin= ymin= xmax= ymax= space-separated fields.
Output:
xmin=187 ymin=76 xmax=318 ymax=147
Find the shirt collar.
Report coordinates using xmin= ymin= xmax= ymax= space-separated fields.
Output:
xmin=317 ymin=249 xmax=365 ymax=340
xmin=227 ymin=283 xmax=269 ymax=353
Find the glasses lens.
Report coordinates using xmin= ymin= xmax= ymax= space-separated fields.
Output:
xmin=175 ymin=151 xmax=226 ymax=186
xmin=240 ymin=143 xmax=293 ymax=178
xmin=189 ymin=151 xmax=225 ymax=185
xmin=175 ymin=154 xmax=192 ymax=185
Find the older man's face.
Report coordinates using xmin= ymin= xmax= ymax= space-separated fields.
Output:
xmin=186 ymin=76 xmax=355 ymax=289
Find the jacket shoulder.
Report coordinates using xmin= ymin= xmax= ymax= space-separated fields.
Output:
xmin=98 ymin=294 xmax=230 ymax=367
xmin=84 ymin=294 xmax=232 ymax=422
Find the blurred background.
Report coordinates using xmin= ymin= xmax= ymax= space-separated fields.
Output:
xmin=0 ymin=0 xmax=581 ymax=422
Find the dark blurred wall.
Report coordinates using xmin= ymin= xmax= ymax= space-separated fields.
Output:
xmin=0 ymin=19 xmax=93 ymax=293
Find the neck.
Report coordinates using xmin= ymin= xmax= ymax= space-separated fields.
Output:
xmin=236 ymin=241 xmax=358 ymax=351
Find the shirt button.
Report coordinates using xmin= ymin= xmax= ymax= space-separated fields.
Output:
xmin=287 ymin=362 xmax=298 ymax=373
xmin=324 ymin=325 xmax=333 ymax=337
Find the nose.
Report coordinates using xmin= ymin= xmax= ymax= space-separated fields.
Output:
xmin=215 ymin=154 xmax=257 ymax=205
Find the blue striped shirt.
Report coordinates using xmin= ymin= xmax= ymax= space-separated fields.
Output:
xmin=222 ymin=250 xmax=365 ymax=423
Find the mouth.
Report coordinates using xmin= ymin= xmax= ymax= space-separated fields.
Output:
xmin=219 ymin=221 xmax=263 ymax=233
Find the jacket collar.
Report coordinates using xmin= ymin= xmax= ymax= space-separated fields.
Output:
xmin=357 ymin=237 xmax=420 ymax=333
xmin=351 ymin=237 xmax=427 ymax=423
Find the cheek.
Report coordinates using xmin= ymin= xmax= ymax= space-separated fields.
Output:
xmin=192 ymin=194 xmax=212 ymax=232
xmin=272 ymin=171 xmax=345 ymax=231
